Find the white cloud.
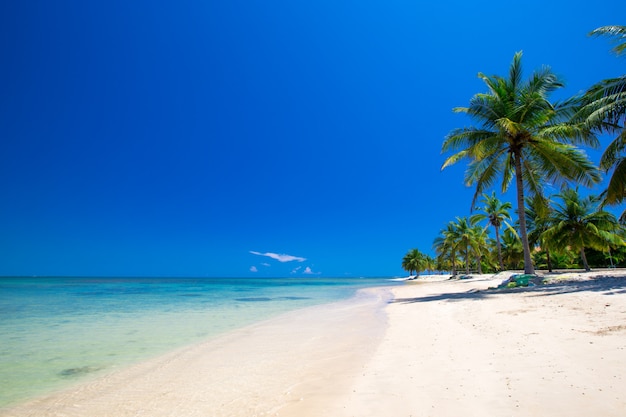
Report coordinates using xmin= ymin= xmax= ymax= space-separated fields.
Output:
xmin=262 ymin=263 xmax=271 ymax=267
xmin=291 ymin=266 xmax=302 ymax=274
xmin=250 ymin=266 xmax=258 ymax=272
xmin=304 ymin=267 xmax=320 ymax=274
xmin=250 ymin=251 xmax=306 ymax=263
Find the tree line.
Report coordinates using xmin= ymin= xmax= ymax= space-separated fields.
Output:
xmin=402 ymin=25 xmax=626 ymax=277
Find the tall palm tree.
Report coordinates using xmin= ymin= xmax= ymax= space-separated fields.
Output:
xmin=402 ymin=248 xmax=424 ymax=277
xmin=583 ymin=26 xmax=626 ymax=213
xmin=471 ymin=191 xmax=513 ymax=271
xmin=525 ymin=193 xmax=555 ymax=272
xmin=442 ymin=51 xmax=601 ymax=274
xmin=544 ymin=188 xmax=623 ymax=271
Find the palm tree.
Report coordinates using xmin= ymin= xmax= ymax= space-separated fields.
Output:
xmin=451 ymin=217 xmax=482 ymax=274
xmin=442 ymin=51 xmax=601 ymax=275
xmin=470 ymin=223 xmax=489 ymax=274
xmin=433 ymin=221 xmax=459 ymax=275
xmin=423 ymin=254 xmax=436 ymax=274
xmin=402 ymin=248 xmax=425 ymax=277
xmin=583 ymin=26 xmax=626 ymax=214
xmin=543 ymin=188 xmax=623 ymax=271
xmin=471 ymin=191 xmax=513 ymax=271
xmin=525 ymin=193 xmax=555 ymax=272
xmin=500 ymin=228 xmax=524 ymax=270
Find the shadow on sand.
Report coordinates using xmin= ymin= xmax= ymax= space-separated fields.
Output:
xmin=392 ymin=276 xmax=626 ymax=305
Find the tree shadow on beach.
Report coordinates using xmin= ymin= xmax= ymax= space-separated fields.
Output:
xmin=392 ymin=276 xmax=626 ymax=305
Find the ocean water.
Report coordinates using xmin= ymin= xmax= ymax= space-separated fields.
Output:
xmin=0 ymin=276 xmax=396 ymax=408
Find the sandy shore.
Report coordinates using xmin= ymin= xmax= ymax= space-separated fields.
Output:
xmin=3 ymin=271 xmax=626 ymax=416
xmin=1 ymin=288 xmax=392 ymax=417
xmin=336 ymin=270 xmax=626 ymax=416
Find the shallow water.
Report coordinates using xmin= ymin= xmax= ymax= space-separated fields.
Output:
xmin=0 ymin=276 xmax=396 ymax=407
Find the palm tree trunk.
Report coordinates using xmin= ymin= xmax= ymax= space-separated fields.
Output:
xmin=494 ymin=225 xmax=503 ymax=271
xmin=545 ymin=245 xmax=553 ymax=272
xmin=580 ymin=248 xmax=591 ymax=272
xmin=476 ymin=255 xmax=483 ymax=274
xmin=451 ymin=250 xmax=457 ymax=276
xmin=513 ymin=150 xmax=535 ymax=275
xmin=465 ymin=245 xmax=470 ymax=274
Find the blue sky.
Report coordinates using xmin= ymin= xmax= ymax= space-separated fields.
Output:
xmin=1 ymin=0 xmax=625 ymax=277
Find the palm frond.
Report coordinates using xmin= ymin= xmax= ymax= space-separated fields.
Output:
xmin=589 ymin=25 xmax=626 ymax=56
xmin=464 ymin=151 xmax=506 ymax=207
xmin=526 ymin=140 xmax=601 ymax=187
xmin=501 ymin=152 xmax=515 ymax=194
xmin=600 ymin=129 xmax=626 ymax=170
xmin=508 ymin=51 xmax=524 ymax=92
xmin=604 ymin=157 xmax=626 ymax=205
xmin=441 ymin=150 xmax=469 ymax=170
xmin=495 ymin=117 xmax=522 ymax=136
xmin=442 ymin=127 xmax=496 ymax=153
xmin=539 ymin=122 xmax=599 ymax=148
xmin=520 ymin=157 xmax=544 ymax=196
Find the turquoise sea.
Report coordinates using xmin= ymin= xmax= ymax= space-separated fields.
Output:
xmin=0 ymin=276 xmax=397 ymax=408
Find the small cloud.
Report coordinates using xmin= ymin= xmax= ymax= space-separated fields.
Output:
xmin=262 ymin=263 xmax=271 ymax=267
xmin=250 ymin=251 xmax=306 ymax=263
xmin=292 ymin=266 xmax=320 ymax=275
xmin=250 ymin=266 xmax=258 ymax=272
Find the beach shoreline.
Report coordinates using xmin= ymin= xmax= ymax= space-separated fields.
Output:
xmin=1 ymin=286 xmax=393 ymax=417
xmin=3 ymin=271 xmax=626 ymax=416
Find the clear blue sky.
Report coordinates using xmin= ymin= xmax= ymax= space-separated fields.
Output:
xmin=1 ymin=1 xmax=625 ymax=277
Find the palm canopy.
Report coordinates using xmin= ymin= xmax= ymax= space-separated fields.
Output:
xmin=442 ymin=51 xmax=601 ymax=274
xmin=402 ymin=248 xmax=425 ymax=277
xmin=440 ymin=217 xmax=485 ymax=274
xmin=470 ymin=191 xmax=513 ymax=270
xmin=442 ymin=52 xmax=599 ymax=202
xmin=582 ymin=26 xmax=626 ymax=207
xmin=544 ymin=188 xmax=623 ymax=271
xmin=471 ymin=192 xmax=512 ymax=228
xmin=433 ymin=221 xmax=460 ymax=275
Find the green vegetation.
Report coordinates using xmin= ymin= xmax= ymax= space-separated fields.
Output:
xmin=583 ymin=27 xmax=626 ymax=217
xmin=403 ymin=26 xmax=626 ymax=277
xmin=401 ymin=248 xmax=421 ymax=276
xmin=543 ymin=189 xmax=622 ymax=271
xmin=441 ymin=51 xmax=601 ymax=275
xmin=401 ymin=248 xmax=432 ymax=277
xmin=471 ymin=192 xmax=513 ymax=271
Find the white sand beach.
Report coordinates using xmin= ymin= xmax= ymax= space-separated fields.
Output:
xmin=3 ymin=271 xmax=626 ymax=416
xmin=336 ymin=271 xmax=626 ymax=416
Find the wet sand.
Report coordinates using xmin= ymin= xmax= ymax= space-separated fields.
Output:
xmin=1 ymin=288 xmax=392 ymax=417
